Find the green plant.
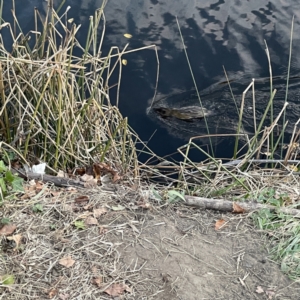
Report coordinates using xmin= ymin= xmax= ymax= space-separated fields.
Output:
xmin=252 ymin=187 xmax=300 ymax=280
xmin=49 ymin=224 xmax=56 ymax=231
xmin=32 ymin=203 xmax=43 ymax=213
xmin=255 ymin=188 xmax=287 ymax=207
xmin=1 ymin=274 xmax=15 ymax=285
xmin=252 ymin=210 xmax=300 ymax=279
xmin=151 ymin=187 xmax=163 ymax=203
xmin=74 ymin=220 xmax=85 ymax=230
xmin=0 ymin=160 xmax=23 ymax=202
xmin=167 ymin=190 xmax=185 ymax=203
xmin=0 ymin=217 xmax=10 ymax=225
xmin=151 ymin=187 xmax=185 ymax=203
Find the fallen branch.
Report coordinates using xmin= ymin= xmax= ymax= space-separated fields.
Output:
xmin=13 ymin=168 xmax=86 ymax=188
xmin=185 ymin=195 xmax=300 ymax=217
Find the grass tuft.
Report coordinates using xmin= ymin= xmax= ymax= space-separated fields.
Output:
xmin=0 ymin=0 xmax=157 ymax=179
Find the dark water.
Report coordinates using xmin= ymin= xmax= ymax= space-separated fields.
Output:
xmin=5 ymin=0 xmax=300 ymax=161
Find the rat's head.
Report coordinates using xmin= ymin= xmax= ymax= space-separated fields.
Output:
xmin=153 ymin=107 xmax=172 ymax=118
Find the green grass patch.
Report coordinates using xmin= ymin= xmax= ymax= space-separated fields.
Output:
xmin=253 ymin=206 xmax=300 ymax=279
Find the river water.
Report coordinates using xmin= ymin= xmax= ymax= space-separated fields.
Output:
xmin=5 ymin=0 xmax=300 ymax=160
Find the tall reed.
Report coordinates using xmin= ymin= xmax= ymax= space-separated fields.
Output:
xmin=0 ymin=0 xmax=155 ymax=177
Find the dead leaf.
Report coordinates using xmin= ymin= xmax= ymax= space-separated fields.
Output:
xmin=48 ymin=288 xmax=58 ymax=298
xmin=74 ymin=195 xmax=89 ymax=203
xmin=93 ymin=207 xmax=107 ymax=218
xmin=81 ymin=174 xmax=94 ymax=182
xmin=93 ymin=164 xmax=102 ymax=180
xmin=57 ymin=170 xmax=67 ymax=178
xmin=59 ymin=237 xmax=71 ymax=243
xmin=21 ymin=183 xmax=39 ymax=199
xmin=123 ymin=33 xmax=132 ymax=38
xmin=59 ymin=256 xmax=75 ymax=268
xmin=0 ymin=224 xmax=17 ymax=236
xmin=83 ymin=204 xmax=92 ymax=210
xmin=73 ymin=167 xmax=86 ymax=176
xmin=93 ymin=163 xmax=120 ymax=183
xmin=113 ymin=172 xmax=121 ymax=182
xmin=256 ymin=286 xmax=264 ymax=294
xmin=85 ymin=217 xmax=98 ymax=225
xmin=92 ymin=276 xmax=103 ymax=287
xmin=111 ymin=205 xmax=125 ymax=211
xmin=58 ymin=294 xmax=70 ymax=300
xmin=99 ymin=226 xmax=108 ymax=235
xmin=130 ymin=184 xmax=138 ymax=191
xmin=25 ymin=186 xmax=36 ymax=193
xmin=20 ymin=190 xmax=36 ymax=200
xmin=84 ymin=178 xmax=98 ymax=188
xmin=104 ymin=283 xmax=131 ymax=296
xmin=35 ymin=181 xmax=45 ymax=191
xmin=232 ymin=202 xmax=246 ymax=214
xmin=137 ymin=200 xmax=151 ymax=209
xmin=266 ymin=290 xmax=275 ymax=299
xmin=7 ymin=234 xmax=23 ymax=250
xmin=215 ymin=219 xmax=226 ymax=230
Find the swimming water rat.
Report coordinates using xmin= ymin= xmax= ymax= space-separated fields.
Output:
xmin=153 ymin=105 xmax=211 ymax=121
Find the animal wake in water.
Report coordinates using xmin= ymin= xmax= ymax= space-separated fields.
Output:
xmin=147 ymin=76 xmax=300 ymax=147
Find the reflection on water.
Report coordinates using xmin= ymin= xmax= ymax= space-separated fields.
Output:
xmin=4 ymin=0 xmax=300 ymax=159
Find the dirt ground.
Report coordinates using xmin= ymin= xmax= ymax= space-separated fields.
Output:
xmin=1 ymin=184 xmax=300 ymax=300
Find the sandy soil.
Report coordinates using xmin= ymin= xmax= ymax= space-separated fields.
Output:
xmin=0 ymin=185 xmax=299 ymax=299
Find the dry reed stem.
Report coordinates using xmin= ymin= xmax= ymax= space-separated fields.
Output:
xmin=0 ymin=3 xmax=160 ymax=180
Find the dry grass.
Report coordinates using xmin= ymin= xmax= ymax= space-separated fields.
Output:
xmin=0 ymin=181 xmax=158 ymax=299
xmin=0 ymin=0 xmax=158 ymax=178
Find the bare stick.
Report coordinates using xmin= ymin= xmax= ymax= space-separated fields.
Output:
xmin=13 ymin=168 xmax=86 ymax=188
xmin=185 ymin=195 xmax=300 ymax=217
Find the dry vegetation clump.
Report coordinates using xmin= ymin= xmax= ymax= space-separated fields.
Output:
xmin=0 ymin=0 xmax=153 ymax=177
